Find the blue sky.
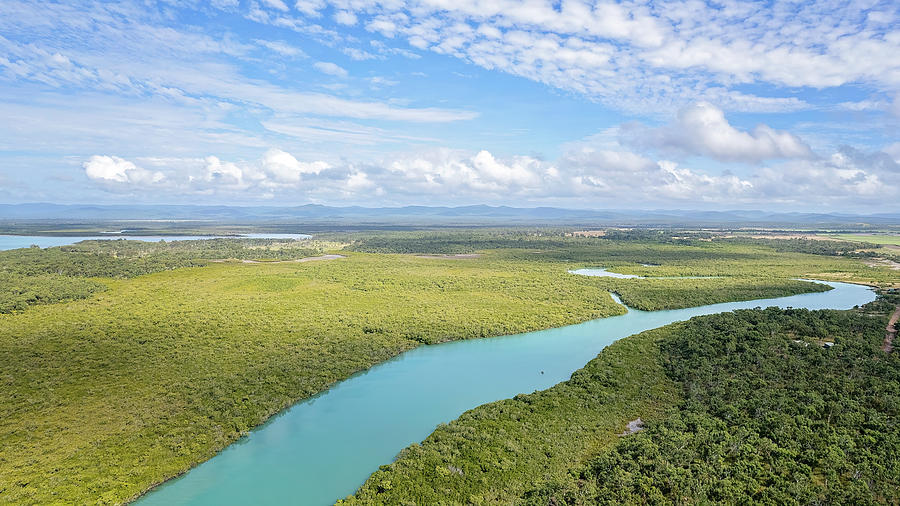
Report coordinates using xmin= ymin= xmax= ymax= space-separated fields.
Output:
xmin=0 ymin=0 xmax=898 ymax=211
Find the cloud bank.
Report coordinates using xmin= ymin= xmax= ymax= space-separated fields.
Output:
xmin=82 ymin=140 xmax=900 ymax=210
xmin=622 ymin=102 xmax=816 ymax=163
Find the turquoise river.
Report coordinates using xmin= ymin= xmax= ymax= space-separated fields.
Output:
xmin=137 ymin=280 xmax=875 ymax=505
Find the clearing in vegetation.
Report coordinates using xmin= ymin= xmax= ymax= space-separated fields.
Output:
xmin=829 ymin=233 xmax=900 ymax=246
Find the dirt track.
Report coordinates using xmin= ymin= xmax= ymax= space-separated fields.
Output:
xmin=210 ymin=254 xmax=346 ymax=264
xmin=883 ymin=304 xmax=900 ymax=353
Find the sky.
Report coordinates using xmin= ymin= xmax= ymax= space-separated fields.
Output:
xmin=0 ymin=0 xmax=898 ymax=211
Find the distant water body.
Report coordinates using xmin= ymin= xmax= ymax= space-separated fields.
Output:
xmin=0 ymin=234 xmax=311 ymax=251
xmin=569 ymin=268 xmax=719 ymax=280
xmin=569 ymin=267 xmax=642 ymax=278
xmin=136 ymin=280 xmax=874 ymax=506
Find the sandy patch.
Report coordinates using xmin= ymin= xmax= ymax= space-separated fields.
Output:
xmin=619 ymin=418 xmax=644 ymax=436
xmin=864 ymin=258 xmax=900 ymax=270
xmin=296 ymin=254 xmax=345 ymax=263
xmin=726 ymin=234 xmax=842 ymax=241
xmin=884 ymin=305 xmax=899 ymax=353
xmin=227 ymin=254 xmax=346 ymax=264
xmin=570 ymin=230 xmax=607 ymax=237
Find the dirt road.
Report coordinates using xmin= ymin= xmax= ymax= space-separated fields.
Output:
xmin=883 ymin=304 xmax=900 ymax=353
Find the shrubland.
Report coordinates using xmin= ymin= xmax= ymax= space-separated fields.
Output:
xmin=1 ymin=253 xmax=624 ymax=504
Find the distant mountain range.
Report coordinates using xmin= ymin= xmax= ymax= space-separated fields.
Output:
xmin=1 ymin=203 xmax=899 ymax=228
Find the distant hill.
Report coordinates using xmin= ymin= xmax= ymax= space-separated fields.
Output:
xmin=1 ymin=203 xmax=899 ymax=228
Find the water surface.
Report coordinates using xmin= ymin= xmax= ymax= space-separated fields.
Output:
xmin=0 ymin=234 xmax=310 ymax=251
xmin=569 ymin=267 xmax=641 ymax=278
xmin=570 ymin=268 xmax=718 ymax=279
xmin=137 ymin=281 xmax=873 ymax=506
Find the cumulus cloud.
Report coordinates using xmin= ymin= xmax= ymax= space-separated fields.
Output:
xmin=334 ymin=10 xmax=358 ymax=25
xmin=385 ymin=148 xmax=554 ymax=195
xmin=83 ymin=156 xmax=165 ymax=185
xmin=752 ymin=151 xmax=890 ymax=202
xmin=294 ymin=0 xmax=326 ymax=16
xmin=260 ymin=148 xmax=329 ymax=183
xmin=80 ymin=139 xmax=900 ymax=208
xmin=201 ymin=156 xmax=245 ymax=187
xmin=259 ymin=0 xmax=289 ymax=11
xmin=558 ymin=145 xmax=754 ymax=201
xmin=622 ymin=102 xmax=815 ymax=163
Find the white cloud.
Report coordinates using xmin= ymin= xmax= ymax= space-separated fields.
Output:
xmin=83 ymin=155 xmax=165 ymax=185
xmin=261 ymin=148 xmax=329 ymax=183
xmin=313 ymin=61 xmax=348 ymax=77
xmin=202 ymin=156 xmax=245 ymax=187
xmin=559 ymin=145 xmax=754 ymax=201
xmin=367 ymin=76 xmax=398 ymax=87
xmin=259 ymin=0 xmax=290 ymax=11
xmin=385 ymin=148 xmax=553 ymax=195
xmin=294 ymin=0 xmax=325 ymax=16
xmin=313 ymin=0 xmax=899 ymax=113
xmin=345 ymin=170 xmax=377 ymax=191
xmin=0 ymin=11 xmax=476 ymax=124
xmin=885 ymin=142 xmax=900 ymax=162
xmin=79 ymin=140 xmax=900 ymax=208
xmin=334 ymin=10 xmax=358 ymax=26
xmin=343 ymin=47 xmax=378 ymax=60
xmin=622 ymin=102 xmax=815 ymax=163
xmin=254 ymin=39 xmax=306 ymax=57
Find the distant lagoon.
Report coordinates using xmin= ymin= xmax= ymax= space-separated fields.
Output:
xmin=569 ymin=268 xmax=719 ymax=280
xmin=0 ymin=234 xmax=311 ymax=251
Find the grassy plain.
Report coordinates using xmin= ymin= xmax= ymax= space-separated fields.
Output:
xmin=0 ymin=234 xmax=898 ymax=504
xmin=828 ymin=233 xmax=900 ymax=246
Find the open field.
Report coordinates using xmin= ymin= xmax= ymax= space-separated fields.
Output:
xmin=828 ymin=234 xmax=900 ymax=246
xmin=1 ymin=232 xmax=899 ymax=504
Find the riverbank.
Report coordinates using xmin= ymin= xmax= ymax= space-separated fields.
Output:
xmin=138 ymin=281 xmax=874 ymax=505
xmin=346 ymin=303 xmax=898 ymax=504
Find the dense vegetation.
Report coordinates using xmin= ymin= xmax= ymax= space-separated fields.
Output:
xmin=723 ymin=236 xmax=872 ymax=255
xmin=0 ymin=230 xmax=897 ymax=504
xmin=0 ymin=271 xmax=105 ymax=313
xmin=537 ymin=305 xmax=900 ymax=504
xmin=347 ymin=303 xmax=899 ymax=504
xmin=609 ymin=277 xmax=831 ymax=311
xmin=0 ymin=239 xmax=326 ymax=312
xmin=347 ymin=230 xmax=896 ymax=285
xmin=348 ymin=230 xmax=870 ymax=257
xmin=0 ymin=253 xmax=625 ymax=504
xmin=0 ymin=238 xmax=327 ymax=277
